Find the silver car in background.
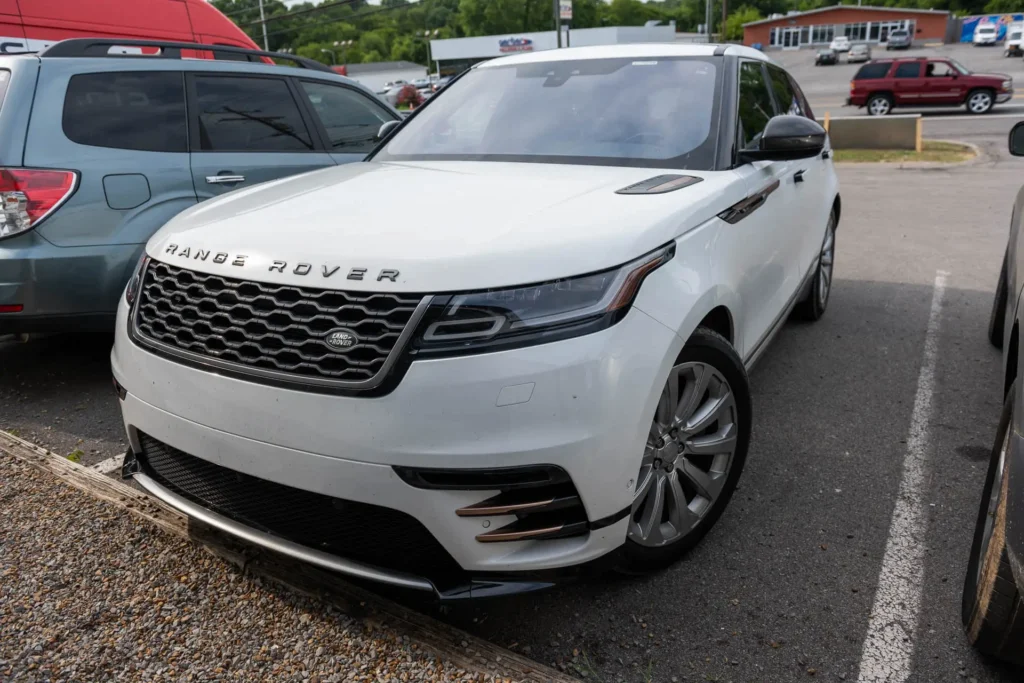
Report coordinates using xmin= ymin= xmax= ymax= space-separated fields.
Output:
xmin=848 ymin=43 xmax=871 ymax=63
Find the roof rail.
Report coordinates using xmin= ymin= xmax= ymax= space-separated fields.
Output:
xmin=39 ymin=38 xmax=334 ymax=74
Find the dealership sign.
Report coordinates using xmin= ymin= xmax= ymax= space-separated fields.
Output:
xmin=559 ymin=0 xmax=573 ymax=20
xmin=498 ymin=37 xmax=534 ymax=52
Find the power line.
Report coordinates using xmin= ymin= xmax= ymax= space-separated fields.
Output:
xmin=240 ymin=0 xmax=364 ymax=27
xmin=257 ymin=0 xmax=423 ymax=41
xmin=219 ymin=0 xmax=317 ymax=19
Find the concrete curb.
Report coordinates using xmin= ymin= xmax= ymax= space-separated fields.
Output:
xmin=0 ymin=428 xmax=576 ymax=683
xmin=833 ymin=140 xmax=985 ymax=170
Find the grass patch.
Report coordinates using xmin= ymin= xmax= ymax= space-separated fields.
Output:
xmin=833 ymin=140 xmax=974 ymax=164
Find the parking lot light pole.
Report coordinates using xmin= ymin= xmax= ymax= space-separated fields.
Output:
xmin=321 ymin=48 xmax=337 ymax=65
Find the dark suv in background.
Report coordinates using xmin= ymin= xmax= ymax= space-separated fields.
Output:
xmin=848 ymin=56 xmax=1012 ymax=115
xmin=0 ymin=39 xmax=399 ymax=335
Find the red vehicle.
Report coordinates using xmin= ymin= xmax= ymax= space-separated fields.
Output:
xmin=0 ymin=0 xmax=258 ymax=54
xmin=847 ymin=57 xmax=1012 ymax=116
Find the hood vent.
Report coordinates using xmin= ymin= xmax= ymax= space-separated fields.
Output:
xmin=616 ymin=174 xmax=703 ymax=195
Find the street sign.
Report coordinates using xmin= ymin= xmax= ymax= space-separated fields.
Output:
xmin=559 ymin=0 xmax=572 ymax=21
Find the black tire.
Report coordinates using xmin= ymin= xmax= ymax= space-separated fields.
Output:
xmin=618 ymin=327 xmax=751 ymax=573
xmin=794 ymin=210 xmax=837 ymax=321
xmin=989 ymin=252 xmax=1008 ymax=349
xmin=963 ymin=384 xmax=1024 ymax=665
xmin=867 ymin=93 xmax=893 ymax=116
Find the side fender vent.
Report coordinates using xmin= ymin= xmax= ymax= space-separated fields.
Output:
xmin=616 ymin=174 xmax=703 ymax=195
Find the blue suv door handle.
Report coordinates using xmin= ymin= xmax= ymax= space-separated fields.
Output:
xmin=206 ymin=174 xmax=245 ymax=184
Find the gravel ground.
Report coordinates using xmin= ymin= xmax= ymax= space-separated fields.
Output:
xmin=0 ymin=451 xmax=511 ymax=683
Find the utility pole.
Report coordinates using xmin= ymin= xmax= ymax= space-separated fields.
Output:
xmin=553 ymin=0 xmax=562 ymax=48
xmin=258 ymin=0 xmax=269 ymax=51
xmin=721 ymin=0 xmax=727 ymax=42
xmin=705 ymin=0 xmax=712 ymax=42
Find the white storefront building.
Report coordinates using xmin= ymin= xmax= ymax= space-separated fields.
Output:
xmin=429 ymin=24 xmax=679 ymax=75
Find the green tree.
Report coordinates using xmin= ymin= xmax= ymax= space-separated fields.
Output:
xmin=725 ymin=5 xmax=762 ymax=40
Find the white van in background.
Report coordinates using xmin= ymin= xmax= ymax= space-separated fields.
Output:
xmin=975 ymin=22 xmax=999 ymax=46
xmin=1005 ymin=22 xmax=1024 ymax=56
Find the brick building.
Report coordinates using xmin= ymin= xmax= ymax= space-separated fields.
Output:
xmin=743 ymin=5 xmax=950 ymax=49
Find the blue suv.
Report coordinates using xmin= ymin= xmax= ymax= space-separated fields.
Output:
xmin=0 ymin=38 xmax=400 ymax=334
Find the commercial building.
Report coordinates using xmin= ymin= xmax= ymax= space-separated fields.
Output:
xmin=429 ymin=24 xmax=677 ymax=75
xmin=743 ymin=5 xmax=950 ymax=49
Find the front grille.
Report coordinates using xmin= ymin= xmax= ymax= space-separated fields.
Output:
xmin=136 ymin=433 xmax=464 ymax=582
xmin=134 ymin=260 xmax=423 ymax=386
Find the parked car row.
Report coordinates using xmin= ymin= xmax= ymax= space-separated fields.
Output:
xmin=816 ymin=43 xmax=870 ymax=66
xmin=4 ymin=32 xmax=1023 ymax=672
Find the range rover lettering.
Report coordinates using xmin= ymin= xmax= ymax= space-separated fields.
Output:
xmin=112 ymin=44 xmax=841 ymax=598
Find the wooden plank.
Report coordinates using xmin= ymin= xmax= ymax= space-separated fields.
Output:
xmin=0 ymin=430 xmax=577 ymax=683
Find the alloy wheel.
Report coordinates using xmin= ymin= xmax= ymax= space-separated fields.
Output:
xmin=629 ymin=362 xmax=738 ymax=548
xmin=819 ymin=216 xmax=836 ymax=308
xmin=969 ymin=91 xmax=993 ymax=113
xmin=868 ymin=97 xmax=891 ymax=116
xmin=976 ymin=422 xmax=1009 ymax=587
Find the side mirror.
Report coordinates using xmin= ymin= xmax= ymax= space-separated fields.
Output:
xmin=377 ymin=120 xmax=401 ymax=141
xmin=1008 ymin=122 xmax=1024 ymax=156
xmin=740 ymin=115 xmax=827 ymax=163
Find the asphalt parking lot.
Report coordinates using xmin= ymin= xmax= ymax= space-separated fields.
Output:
xmin=3 ymin=42 xmax=1024 ymax=683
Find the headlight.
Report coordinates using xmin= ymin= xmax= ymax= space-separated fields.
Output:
xmin=412 ymin=243 xmax=674 ymax=357
xmin=125 ymin=254 xmax=149 ymax=306
xmin=1003 ymin=79 xmax=1013 ymax=90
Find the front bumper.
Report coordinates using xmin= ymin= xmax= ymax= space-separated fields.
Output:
xmin=112 ymin=297 xmax=682 ymax=596
xmin=998 ymin=90 xmax=1014 ymax=104
xmin=0 ymin=230 xmax=142 ymax=333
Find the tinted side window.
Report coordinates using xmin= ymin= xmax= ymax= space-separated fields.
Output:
xmin=767 ymin=65 xmax=802 ymax=117
xmin=894 ymin=62 xmax=921 ymax=78
xmin=737 ymin=61 xmax=775 ymax=151
xmin=194 ymin=76 xmax=313 ymax=152
xmin=299 ymin=81 xmax=394 ymax=153
xmin=854 ymin=62 xmax=891 ymax=80
xmin=63 ymin=72 xmax=186 ymax=152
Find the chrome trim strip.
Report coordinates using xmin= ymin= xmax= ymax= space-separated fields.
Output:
xmin=129 ymin=259 xmax=432 ymax=391
xmin=132 ymin=472 xmax=435 ymax=592
xmin=476 ymin=524 xmax=565 ymax=543
xmin=743 ymin=255 xmax=818 ymax=371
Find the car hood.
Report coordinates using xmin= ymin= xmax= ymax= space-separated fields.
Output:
xmin=147 ymin=160 xmax=744 ymax=292
xmin=970 ymin=71 xmax=1011 ymax=82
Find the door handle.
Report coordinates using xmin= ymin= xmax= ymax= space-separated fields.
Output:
xmin=794 ymin=170 xmax=806 ymax=183
xmin=206 ymin=174 xmax=245 ymax=185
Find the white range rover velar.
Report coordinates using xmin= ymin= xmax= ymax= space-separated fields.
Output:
xmin=112 ymin=44 xmax=840 ymax=599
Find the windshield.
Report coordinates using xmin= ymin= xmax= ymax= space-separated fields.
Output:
xmin=979 ymin=26 xmax=996 ymax=34
xmin=1012 ymin=31 xmax=1022 ymax=40
xmin=891 ymin=31 xmax=907 ymax=37
xmin=375 ymin=57 xmax=721 ymax=170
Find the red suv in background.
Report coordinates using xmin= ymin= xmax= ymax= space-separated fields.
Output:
xmin=848 ymin=57 xmax=1012 ymax=115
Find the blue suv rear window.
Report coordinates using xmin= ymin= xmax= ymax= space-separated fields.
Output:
xmin=63 ymin=72 xmax=187 ymax=153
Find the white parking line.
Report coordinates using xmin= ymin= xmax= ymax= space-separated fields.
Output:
xmin=90 ymin=455 xmax=123 ymax=475
xmin=856 ymin=270 xmax=948 ymax=683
